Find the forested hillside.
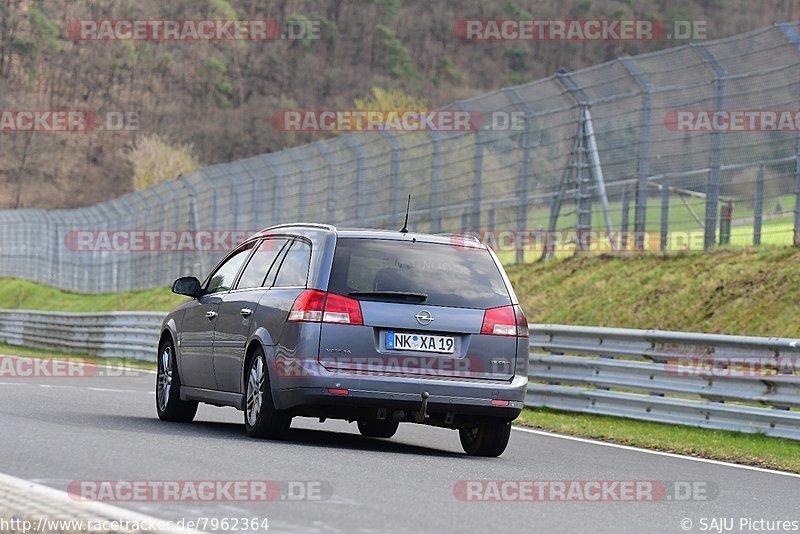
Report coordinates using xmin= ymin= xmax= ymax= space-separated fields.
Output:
xmin=2 ymin=0 xmax=800 ymax=209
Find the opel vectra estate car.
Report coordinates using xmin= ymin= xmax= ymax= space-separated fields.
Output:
xmin=157 ymin=224 xmax=528 ymax=456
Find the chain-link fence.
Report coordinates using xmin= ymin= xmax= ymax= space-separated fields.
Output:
xmin=3 ymin=23 xmax=800 ymax=293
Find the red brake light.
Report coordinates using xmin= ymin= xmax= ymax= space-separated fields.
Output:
xmin=323 ymin=293 xmax=363 ymax=325
xmin=288 ymin=290 xmax=363 ymax=325
xmin=288 ymin=290 xmax=326 ymax=322
xmin=481 ymin=305 xmax=527 ymax=337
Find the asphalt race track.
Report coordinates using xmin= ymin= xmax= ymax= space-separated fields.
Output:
xmin=0 ymin=357 xmax=797 ymax=533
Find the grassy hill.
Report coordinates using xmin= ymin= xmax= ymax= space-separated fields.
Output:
xmin=3 ymin=246 xmax=800 ymax=337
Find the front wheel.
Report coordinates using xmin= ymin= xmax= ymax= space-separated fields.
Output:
xmin=357 ymin=420 xmax=399 ymax=438
xmin=459 ymin=420 xmax=512 ymax=457
xmin=244 ymin=348 xmax=291 ymax=439
xmin=156 ymin=337 xmax=198 ymax=422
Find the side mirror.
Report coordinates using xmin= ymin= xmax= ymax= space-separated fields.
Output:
xmin=172 ymin=276 xmax=202 ymax=298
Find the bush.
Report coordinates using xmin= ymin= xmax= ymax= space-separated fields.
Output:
xmin=124 ymin=134 xmax=199 ymax=191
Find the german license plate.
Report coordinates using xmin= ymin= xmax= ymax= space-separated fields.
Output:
xmin=386 ymin=331 xmax=455 ymax=354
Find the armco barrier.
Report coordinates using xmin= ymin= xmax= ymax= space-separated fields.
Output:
xmin=0 ymin=309 xmax=165 ymax=361
xmin=1 ymin=312 xmax=798 ymax=439
xmin=528 ymin=324 xmax=800 ymax=439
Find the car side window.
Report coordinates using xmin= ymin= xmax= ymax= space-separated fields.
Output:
xmin=235 ymin=238 xmax=288 ymax=289
xmin=205 ymin=242 xmax=255 ymax=294
xmin=272 ymin=240 xmax=312 ymax=287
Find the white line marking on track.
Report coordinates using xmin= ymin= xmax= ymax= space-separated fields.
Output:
xmin=0 ymin=470 xmax=208 ymax=534
xmin=512 ymin=426 xmax=800 ymax=479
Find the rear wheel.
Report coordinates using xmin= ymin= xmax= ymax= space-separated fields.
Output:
xmin=459 ymin=420 xmax=512 ymax=457
xmin=156 ymin=337 xmax=198 ymax=422
xmin=244 ymin=347 xmax=291 ymax=439
xmin=357 ymin=420 xmax=399 ymax=438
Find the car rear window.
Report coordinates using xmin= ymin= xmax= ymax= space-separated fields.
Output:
xmin=328 ymin=238 xmax=512 ymax=309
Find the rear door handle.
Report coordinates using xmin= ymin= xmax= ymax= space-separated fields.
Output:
xmin=240 ymin=308 xmax=253 ymax=317
xmin=205 ymin=310 xmax=218 ymax=320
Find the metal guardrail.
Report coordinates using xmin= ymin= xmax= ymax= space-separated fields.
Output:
xmin=0 ymin=309 xmax=165 ymax=361
xmin=528 ymin=324 xmax=800 ymax=440
xmin=1 ymin=312 xmax=798 ymax=439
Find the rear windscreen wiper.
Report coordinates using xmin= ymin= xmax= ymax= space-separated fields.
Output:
xmin=348 ymin=291 xmax=428 ymax=302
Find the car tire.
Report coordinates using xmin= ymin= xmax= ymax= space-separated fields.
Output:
xmin=459 ymin=420 xmax=512 ymax=457
xmin=357 ymin=420 xmax=399 ymax=438
xmin=156 ymin=337 xmax=198 ymax=422
xmin=244 ymin=347 xmax=291 ymax=439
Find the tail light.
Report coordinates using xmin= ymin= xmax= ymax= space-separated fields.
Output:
xmin=323 ymin=293 xmax=364 ymax=324
xmin=288 ymin=290 xmax=363 ymax=325
xmin=481 ymin=305 xmax=528 ymax=337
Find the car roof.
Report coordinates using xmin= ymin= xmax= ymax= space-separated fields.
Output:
xmin=251 ymin=224 xmax=485 ymax=248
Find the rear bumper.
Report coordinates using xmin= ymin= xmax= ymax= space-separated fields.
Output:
xmin=271 ymin=372 xmax=527 ymax=420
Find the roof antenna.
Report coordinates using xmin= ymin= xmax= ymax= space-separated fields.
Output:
xmin=400 ymin=194 xmax=411 ymax=234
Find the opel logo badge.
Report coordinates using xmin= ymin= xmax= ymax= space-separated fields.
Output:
xmin=415 ymin=310 xmax=434 ymax=326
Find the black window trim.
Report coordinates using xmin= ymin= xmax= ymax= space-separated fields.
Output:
xmin=232 ymin=237 xmax=291 ymax=291
xmin=201 ymin=238 xmax=259 ymax=294
xmin=270 ymin=236 xmax=313 ymax=289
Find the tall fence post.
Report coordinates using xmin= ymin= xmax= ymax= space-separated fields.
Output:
xmin=502 ymin=87 xmax=534 ymax=264
xmin=754 ymin=165 xmax=764 ymax=246
xmin=620 ymin=58 xmax=653 ymax=251
xmin=344 ymin=135 xmax=367 ymax=226
xmin=288 ymin=150 xmax=309 ymax=221
xmin=557 ymin=69 xmax=595 ymax=254
xmin=776 ymin=23 xmax=800 ymax=246
xmin=620 ymin=184 xmax=631 ymax=250
xmin=794 ymin=140 xmax=800 ymax=247
xmin=660 ymin=182 xmax=669 ymax=252
xmin=691 ymin=43 xmax=726 ymax=250
xmin=454 ymin=101 xmax=483 ymax=231
xmin=429 ymin=131 xmax=443 ymax=233
xmin=316 ymin=142 xmax=337 ymax=224
xmin=381 ymin=131 xmax=401 ymax=229
xmin=177 ymin=174 xmax=205 ymax=276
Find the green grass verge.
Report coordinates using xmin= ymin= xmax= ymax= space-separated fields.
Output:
xmin=507 ymin=245 xmax=800 ymax=337
xmin=517 ymin=407 xmax=800 ymax=474
xmin=0 ymin=277 xmax=184 ymax=312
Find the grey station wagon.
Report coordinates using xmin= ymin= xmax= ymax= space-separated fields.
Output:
xmin=157 ymin=224 xmax=528 ymax=456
